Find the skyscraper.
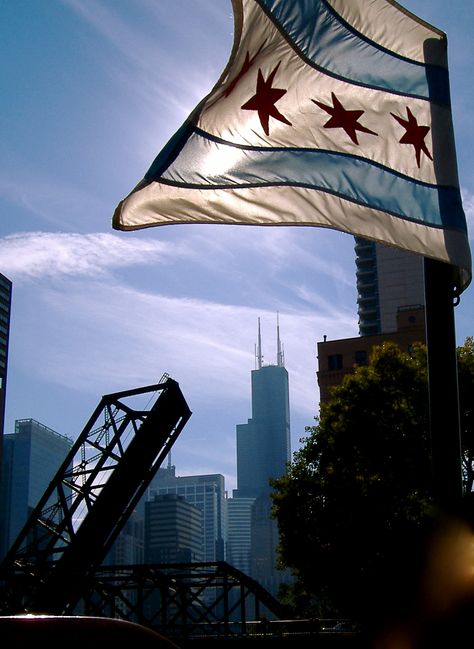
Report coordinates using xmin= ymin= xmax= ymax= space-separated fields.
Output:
xmin=226 ymin=496 xmax=254 ymax=575
xmin=355 ymin=237 xmax=425 ymax=335
xmin=317 ymin=239 xmax=427 ymax=403
xmin=148 ymin=464 xmax=226 ymax=562
xmin=229 ymin=318 xmax=292 ymax=598
xmin=1 ymin=418 xmax=73 ymax=558
xmin=235 ymin=318 xmax=291 ymax=499
xmin=145 ymin=493 xmax=203 ymax=563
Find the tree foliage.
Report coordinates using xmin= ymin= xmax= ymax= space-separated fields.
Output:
xmin=271 ymin=338 xmax=474 ymax=623
xmin=458 ymin=336 xmax=474 ymax=492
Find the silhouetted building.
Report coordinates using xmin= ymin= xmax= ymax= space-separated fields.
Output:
xmin=145 ymin=493 xmax=203 ymax=563
xmin=251 ymin=495 xmax=285 ymax=595
xmin=318 ymin=238 xmax=427 ymax=404
xmin=318 ymin=304 xmax=426 ymax=404
xmin=148 ymin=464 xmax=226 ymax=562
xmin=104 ymin=508 xmax=144 ymax=566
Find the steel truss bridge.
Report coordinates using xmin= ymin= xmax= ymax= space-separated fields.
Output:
xmin=0 ymin=376 xmax=293 ymax=640
xmin=78 ymin=560 xmax=289 ymax=639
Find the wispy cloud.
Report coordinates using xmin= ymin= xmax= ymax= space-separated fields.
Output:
xmin=62 ymin=0 xmax=232 ymax=130
xmin=462 ymin=186 xmax=474 ymax=240
xmin=0 ymin=232 xmax=175 ymax=280
xmin=8 ymin=270 xmax=356 ymax=452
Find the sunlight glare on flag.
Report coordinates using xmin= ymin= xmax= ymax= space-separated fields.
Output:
xmin=113 ymin=0 xmax=471 ymax=292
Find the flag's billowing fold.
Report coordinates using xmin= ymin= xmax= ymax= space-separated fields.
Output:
xmin=113 ymin=0 xmax=471 ymax=291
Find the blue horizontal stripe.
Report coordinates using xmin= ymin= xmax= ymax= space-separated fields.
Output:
xmin=148 ymin=130 xmax=466 ymax=233
xmin=258 ymin=0 xmax=450 ymax=105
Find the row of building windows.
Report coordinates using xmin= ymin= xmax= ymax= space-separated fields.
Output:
xmin=327 ymin=350 xmax=367 ymax=371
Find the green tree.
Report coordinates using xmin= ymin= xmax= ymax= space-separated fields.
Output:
xmin=271 ymin=342 xmax=434 ymax=622
xmin=458 ymin=336 xmax=474 ymax=492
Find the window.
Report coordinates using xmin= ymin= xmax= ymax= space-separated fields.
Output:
xmin=328 ymin=354 xmax=343 ymax=370
xmin=355 ymin=350 xmax=367 ymax=366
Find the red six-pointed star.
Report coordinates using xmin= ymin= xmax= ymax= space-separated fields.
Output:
xmin=313 ymin=92 xmax=378 ymax=144
xmin=225 ymin=43 xmax=266 ymax=98
xmin=241 ymin=61 xmax=292 ymax=136
xmin=391 ymin=107 xmax=433 ymax=168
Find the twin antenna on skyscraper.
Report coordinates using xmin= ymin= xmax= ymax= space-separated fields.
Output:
xmin=255 ymin=314 xmax=285 ymax=369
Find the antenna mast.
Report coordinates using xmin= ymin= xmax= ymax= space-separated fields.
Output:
xmin=256 ymin=317 xmax=263 ymax=369
xmin=277 ymin=312 xmax=284 ymax=367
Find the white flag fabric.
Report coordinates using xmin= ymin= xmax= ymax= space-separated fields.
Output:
xmin=113 ymin=0 xmax=471 ymax=292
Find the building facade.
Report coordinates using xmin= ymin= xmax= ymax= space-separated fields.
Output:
xmin=355 ymin=237 xmax=425 ymax=335
xmin=317 ymin=305 xmax=426 ymax=404
xmin=1 ymin=418 xmax=73 ymax=558
xmin=226 ymin=495 xmax=255 ymax=575
xmin=235 ymin=320 xmax=290 ymax=500
xmin=144 ymin=493 xmax=203 ymax=563
xmin=147 ymin=465 xmax=226 ymax=562
xmin=230 ymin=319 xmax=292 ymax=598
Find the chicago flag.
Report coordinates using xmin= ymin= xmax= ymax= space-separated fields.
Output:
xmin=113 ymin=0 xmax=471 ymax=292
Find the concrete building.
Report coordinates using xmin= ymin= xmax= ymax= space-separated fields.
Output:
xmin=317 ymin=304 xmax=426 ymax=404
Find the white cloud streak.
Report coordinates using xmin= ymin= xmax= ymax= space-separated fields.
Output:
xmin=0 ymin=232 xmax=174 ymax=279
xmin=462 ymin=186 xmax=474 ymax=241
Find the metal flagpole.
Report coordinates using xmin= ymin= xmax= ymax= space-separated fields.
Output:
xmin=423 ymin=257 xmax=463 ymax=508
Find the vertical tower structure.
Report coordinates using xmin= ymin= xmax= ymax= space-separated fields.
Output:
xmin=0 ymin=273 xmax=12 ymax=560
xmin=355 ymin=237 xmax=425 ymax=335
xmin=235 ymin=318 xmax=290 ymax=499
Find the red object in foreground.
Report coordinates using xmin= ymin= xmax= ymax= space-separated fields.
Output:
xmin=0 ymin=615 xmax=181 ymax=649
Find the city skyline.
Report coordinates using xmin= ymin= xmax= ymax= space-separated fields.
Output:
xmin=1 ymin=1 xmax=473 ymax=494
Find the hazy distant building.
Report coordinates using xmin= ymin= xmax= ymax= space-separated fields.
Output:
xmin=1 ymin=418 xmax=73 ymax=558
xmin=355 ymin=237 xmax=425 ymax=335
xmin=235 ymin=318 xmax=290 ymax=500
xmin=145 ymin=493 xmax=203 ymax=563
xmin=231 ymin=318 xmax=292 ymax=597
xmin=226 ymin=495 xmax=255 ymax=575
xmin=104 ymin=508 xmax=144 ymax=566
xmin=250 ymin=495 xmax=289 ymax=595
xmin=147 ymin=464 xmax=226 ymax=562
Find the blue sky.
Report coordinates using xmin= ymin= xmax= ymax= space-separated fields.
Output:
xmin=1 ymin=0 xmax=473 ymax=493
